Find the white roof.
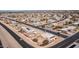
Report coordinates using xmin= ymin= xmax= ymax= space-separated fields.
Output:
xmin=73 ymin=22 xmax=79 ymax=25
xmin=61 ymin=26 xmax=76 ymax=31
xmin=21 ymin=27 xmax=34 ymax=33
xmin=42 ymin=33 xmax=55 ymax=40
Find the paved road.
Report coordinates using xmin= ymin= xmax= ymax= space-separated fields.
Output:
xmin=0 ymin=40 xmax=3 ymax=48
xmin=51 ymin=32 xmax=79 ymax=48
xmin=0 ymin=25 xmax=22 ymax=48
xmin=0 ymin=22 xmax=33 ymax=48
